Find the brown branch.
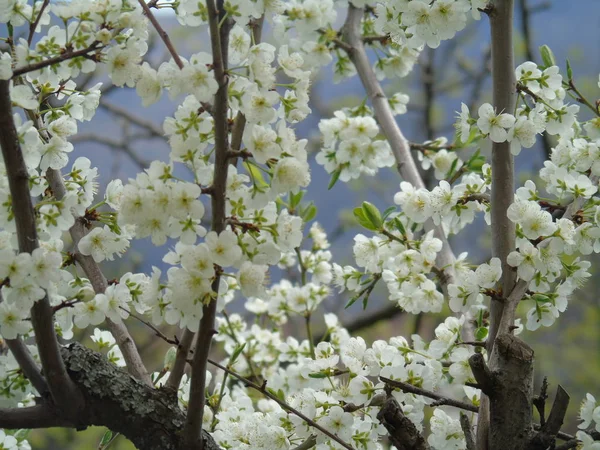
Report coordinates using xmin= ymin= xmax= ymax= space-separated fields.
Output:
xmin=480 ymin=2 xmax=517 ymax=447
xmin=12 ymin=42 xmax=103 ymax=78
xmin=205 ymin=357 xmax=354 ymax=450
xmin=4 ymin=338 xmax=48 ymax=396
xmin=460 ymin=412 xmax=476 ymax=450
xmin=182 ymin=0 xmax=231 ymax=448
xmin=0 ymin=404 xmax=72 ymax=429
xmin=377 ymin=396 xmax=429 ymax=450
xmin=340 ymin=5 xmax=459 ymax=299
xmin=46 ymin=169 xmax=152 ymax=387
xmin=27 ymin=0 xmax=50 ymax=46
xmin=529 ymin=385 xmax=570 ymax=449
xmin=138 ymin=0 xmax=184 ymax=69
xmin=165 ymin=329 xmax=195 ymax=390
xmin=0 ymin=80 xmax=84 ymax=418
xmin=380 ymin=376 xmax=478 ymax=413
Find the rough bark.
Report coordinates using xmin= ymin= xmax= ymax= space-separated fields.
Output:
xmin=59 ymin=343 xmax=220 ymax=450
xmin=471 ymin=334 xmax=534 ymax=450
xmin=376 ymin=397 xmax=429 ymax=450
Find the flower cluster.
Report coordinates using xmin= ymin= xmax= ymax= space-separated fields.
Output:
xmin=317 ymin=110 xmax=395 ymax=182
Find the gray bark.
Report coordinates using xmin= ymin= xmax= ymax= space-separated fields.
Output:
xmin=60 ymin=343 xmax=220 ymax=450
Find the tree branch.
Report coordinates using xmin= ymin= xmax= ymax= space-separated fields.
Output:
xmin=379 ymin=376 xmax=478 ymax=413
xmin=12 ymin=42 xmax=103 ymax=78
xmin=0 ymin=80 xmax=84 ymax=419
xmin=165 ymin=329 xmax=194 ymax=390
xmin=182 ymin=0 xmax=231 ymax=448
xmin=340 ymin=5 xmax=458 ymax=295
xmin=377 ymin=396 xmax=429 ymax=450
xmin=205 ymin=357 xmax=354 ymax=450
xmin=0 ymin=404 xmax=71 ymax=429
xmin=46 ymin=169 xmax=152 ymax=387
xmin=480 ymin=2 xmax=517 ymax=447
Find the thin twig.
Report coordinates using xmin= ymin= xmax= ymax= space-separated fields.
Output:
xmin=12 ymin=42 xmax=103 ymax=78
xmin=380 ymin=376 xmax=478 ymax=413
xmin=27 ymin=0 xmax=50 ymax=46
xmin=137 ymin=0 xmax=184 ymax=69
xmin=204 ymin=357 xmax=354 ymax=450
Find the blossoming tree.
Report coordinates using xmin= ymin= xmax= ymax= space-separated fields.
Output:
xmin=0 ymin=0 xmax=599 ymax=449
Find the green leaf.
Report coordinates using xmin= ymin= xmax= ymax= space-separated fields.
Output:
xmin=345 ymin=292 xmax=361 ymax=309
xmin=475 ymin=327 xmax=488 ymax=341
xmin=289 ymin=190 xmax=305 ymax=209
xmin=382 ymin=206 xmax=396 ymax=220
xmin=230 ymin=342 xmax=247 ymax=364
xmin=446 ymin=157 xmax=459 ymax=179
xmin=267 ymin=388 xmax=286 ymax=401
xmin=566 ymin=59 xmax=573 ymax=81
xmin=302 ymin=203 xmax=317 ymax=223
xmin=98 ymin=430 xmax=114 ymax=449
xmin=361 ymin=201 xmax=383 ymax=229
xmin=353 ymin=207 xmax=378 ymax=231
xmin=532 ymin=294 xmax=550 ymax=303
xmin=308 ymin=372 xmax=328 ymax=379
xmin=539 ymin=45 xmax=556 ymax=68
xmin=328 ymin=168 xmax=342 ymax=190
xmin=393 ymin=217 xmax=406 ymax=235
xmin=243 ymin=161 xmax=268 ymax=188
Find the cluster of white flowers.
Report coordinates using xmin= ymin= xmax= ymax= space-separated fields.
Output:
xmin=1 ymin=0 xmax=600 ymax=448
xmin=577 ymin=394 xmax=600 ymax=449
xmin=317 ymin=110 xmax=395 ymax=182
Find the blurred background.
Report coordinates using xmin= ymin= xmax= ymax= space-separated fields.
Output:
xmin=13 ymin=0 xmax=600 ymax=448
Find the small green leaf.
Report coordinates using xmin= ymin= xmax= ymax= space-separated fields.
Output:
xmin=361 ymin=201 xmax=383 ymax=229
xmin=302 ymin=203 xmax=317 ymax=222
xmin=362 ymin=293 xmax=370 ymax=310
xmin=98 ymin=430 xmax=115 ymax=449
xmin=532 ymin=294 xmax=550 ymax=303
xmin=345 ymin=292 xmax=361 ymax=309
xmin=243 ymin=161 xmax=268 ymax=188
xmin=353 ymin=207 xmax=378 ymax=231
xmin=446 ymin=157 xmax=459 ymax=179
xmin=382 ymin=206 xmax=396 ymax=220
xmin=475 ymin=327 xmax=488 ymax=341
xmin=290 ymin=190 xmax=305 ymax=209
xmin=393 ymin=217 xmax=406 ymax=235
xmin=267 ymin=388 xmax=286 ymax=401
xmin=539 ymin=45 xmax=556 ymax=68
xmin=308 ymin=372 xmax=328 ymax=379
xmin=230 ymin=342 xmax=247 ymax=364
xmin=566 ymin=59 xmax=573 ymax=81
xmin=328 ymin=168 xmax=342 ymax=190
